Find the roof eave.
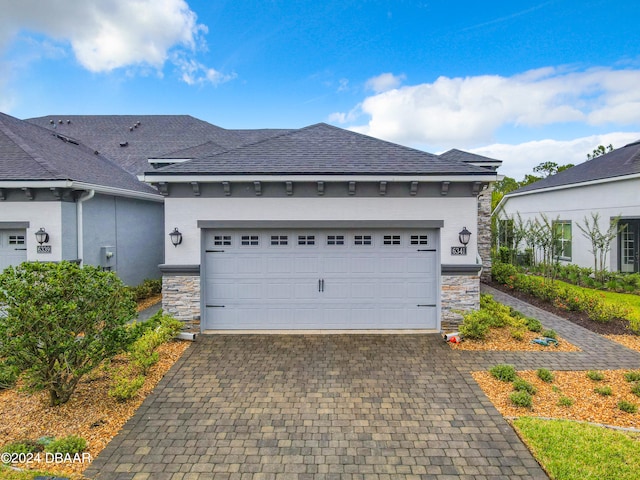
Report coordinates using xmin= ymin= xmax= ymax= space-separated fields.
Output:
xmin=139 ymin=173 xmax=499 ymax=183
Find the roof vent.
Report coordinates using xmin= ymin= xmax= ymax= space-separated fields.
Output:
xmin=94 ymin=151 xmax=99 ymax=155
xmin=119 ymin=141 xmax=129 ymax=147
xmin=58 ymin=119 xmax=63 ymax=124
xmin=66 ymin=120 xmax=71 ymax=124
xmin=129 ymin=127 xmax=133 ymax=131
xmin=49 ymin=120 xmax=54 ymax=124
xmin=136 ymin=121 xmax=141 ymax=126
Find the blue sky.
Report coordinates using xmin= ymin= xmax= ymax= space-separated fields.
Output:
xmin=1 ymin=0 xmax=640 ymax=178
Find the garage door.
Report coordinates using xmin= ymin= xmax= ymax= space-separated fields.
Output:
xmin=203 ymin=229 xmax=439 ymax=330
xmin=0 ymin=230 xmax=27 ymax=271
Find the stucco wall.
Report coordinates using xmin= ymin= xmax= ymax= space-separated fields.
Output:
xmin=82 ymin=194 xmax=164 ymax=285
xmin=164 ymin=196 xmax=479 ymax=266
xmin=497 ymin=177 xmax=640 ymax=270
xmin=0 ymin=201 xmax=63 ymax=262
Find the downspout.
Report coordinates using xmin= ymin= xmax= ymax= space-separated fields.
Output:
xmin=77 ymin=189 xmax=95 ymax=265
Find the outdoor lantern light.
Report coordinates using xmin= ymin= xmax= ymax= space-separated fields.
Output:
xmin=458 ymin=227 xmax=472 ymax=246
xmin=35 ymin=227 xmax=49 ymax=245
xmin=169 ymin=227 xmax=183 ymax=247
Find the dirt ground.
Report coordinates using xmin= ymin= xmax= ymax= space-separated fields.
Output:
xmin=0 ymin=340 xmax=191 ymax=477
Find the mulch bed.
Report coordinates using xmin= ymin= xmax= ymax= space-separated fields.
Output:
xmin=448 ymin=326 xmax=580 ymax=352
xmin=486 ymin=281 xmax=636 ymax=336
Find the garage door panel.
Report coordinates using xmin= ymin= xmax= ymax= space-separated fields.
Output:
xmin=204 ymin=229 xmax=440 ymax=330
xmin=0 ymin=230 xmax=28 ymax=271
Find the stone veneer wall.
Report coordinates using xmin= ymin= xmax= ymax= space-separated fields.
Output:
xmin=162 ymin=275 xmax=200 ymax=331
xmin=441 ymin=274 xmax=480 ymax=331
xmin=477 ymin=184 xmax=493 ymax=282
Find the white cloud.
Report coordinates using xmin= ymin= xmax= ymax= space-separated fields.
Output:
xmin=0 ymin=0 xmax=230 ymax=85
xmin=365 ymin=72 xmax=405 ymax=93
xmin=175 ymin=56 xmax=236 ymax=86
xmin=469 ymin=132 xmax=640 ymax=180
xmin=334 ymin=66 xmax=640 ymax=148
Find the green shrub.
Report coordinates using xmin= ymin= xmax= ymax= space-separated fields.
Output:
xmin=44 ymin=435 xmax=86 ymax=455
xmin=542 ymin=329 xmax=557 ymax=340
xmin=631 ymin=383 xmax=640 ymax=398
xmin=492 ymin=262 xmax=520 ymax=285
xmin=510 ymin=327 xmax=525 ymax=341
xmin=509 ymin=391 xmax=533 ymax=408
xmin=557 ymin=396 xmax=574 ymax=407
xmin=489 ymin=364 xmax=517 ymax=382
xmin=624 ymin=372 xmax=640 ymax=382
xmin=618 ymin=401 xmax=638 ymax=414
xmin=513 ymin=378 xmax=537 ymax=395
xmin=128 ymin=278 xmax=162 ymax=302
xmin=537 ymin=368 xmax=554 ymax=383
xmin=594 ymin=386 xmax=612 ymax=396
xmin=0 ymin=362 xmax=19 ymax=390
xmin=586 ymin=371 xmax=605 ymax=381
xmin=525 ymin=318 xmax=543 ymax=333
xmin=1 ymin=440 xmax=41 ymax=455
xmin=108 ymin=372 xmax=145 ymax=402
xmin=459 ymin=311 xmax=491 ymax=340
xmin=0 ymin=262 xmax=136 ymax=406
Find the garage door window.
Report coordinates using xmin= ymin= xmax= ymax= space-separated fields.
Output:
xmin=354 ymin=235 xmax=373 ymax=246
xmin=298 ymin=235 xmax=315 ymax=245
xmin=214 ymin=235 xmax=231 ymax=246
xmin=327 ymin=235 xmax=345 ymax=245
xmin=410 ymin=235 xmax=428 ymax=245
xmin=9 ymin=235 xmax=25 ymax=245
xmin=241 ymin=235 xmax=259 ymax=246
xmin=383 ymin=235 xmax=401 ymax=245
xmin=270 ymin=235 xmax=288 ymax=246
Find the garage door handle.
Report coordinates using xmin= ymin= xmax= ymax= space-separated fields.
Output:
xmin=417 ymin=304 xmax=436 ymax=307
xmin=321 ymin=279 xmax=325 ymax=292
xmin=318 ymin=279 xmax=325 ymax=292
xmin=14 ymin=248 xmax=27 ymax=251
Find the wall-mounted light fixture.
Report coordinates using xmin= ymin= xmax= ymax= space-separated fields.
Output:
xmin=35 ymin=227 xmax=49 ymax=245
xmin=458 ymin=227 xmax=472 ymax=246
xmin=169 ymin=227 xmax=183 ymax=247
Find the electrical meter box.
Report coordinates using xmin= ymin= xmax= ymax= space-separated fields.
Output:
xmin=100 ymin=246 xmax=116 ymax=270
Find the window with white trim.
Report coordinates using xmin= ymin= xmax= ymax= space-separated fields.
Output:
xmin=553 ymin=221 xmax=572 ymax=261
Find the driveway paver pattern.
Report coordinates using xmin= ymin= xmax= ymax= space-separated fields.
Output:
xmin=85 ymin=287 xmax=640 ymax=480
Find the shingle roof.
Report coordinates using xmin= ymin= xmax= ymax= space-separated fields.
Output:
xmin=509 ymin=140 xmax=640 ymax=195
xmin=26 ymin=115 xmax=244 ymax=175
xmin=149 ymin=123 xmax=492 ymax=176
xmin=0 ymin=113 xmax=160 ymax=195
xmin=439 ymin=148 xmax=502 ymax=166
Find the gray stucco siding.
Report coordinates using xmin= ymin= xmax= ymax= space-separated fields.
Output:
xmin=82 ymin=193 xmax=163 ymax=285
xmin=60 ymin=201 xmax=78 ymax=261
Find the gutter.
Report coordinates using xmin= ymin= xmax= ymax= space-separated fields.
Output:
xmin=77 ymin=189 xmax=95 ymax=265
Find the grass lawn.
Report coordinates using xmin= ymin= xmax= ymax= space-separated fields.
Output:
xmin=0 ymin=466 xmax=78 ymax=479
xmin=513 ymin=417 xmax=640 ymax=480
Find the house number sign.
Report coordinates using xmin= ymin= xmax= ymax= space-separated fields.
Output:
xmin=451 ymin=246 xmax=467 ymax=256
xmin=37 ymin=245 xmax=52 ymax=254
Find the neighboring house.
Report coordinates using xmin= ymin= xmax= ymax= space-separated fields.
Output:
xmin=139 ymin=123 xmax=500 ymax=332
xmin=494 ymin=140 xmax=640 ymax=273
xmin=0 ymin=113 xmax=164 ymax=285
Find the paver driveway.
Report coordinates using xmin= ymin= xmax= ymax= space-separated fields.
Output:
xmin=87 ymin=331 xmax=549 ymax=479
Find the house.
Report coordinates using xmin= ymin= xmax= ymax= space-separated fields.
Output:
xmin=0 ymin=113 xmax=164 ymax=285
xmin=139 ymin=123 xmax=501 ymax=332
xmin=494 ymin=140 xmax=640 ymax=273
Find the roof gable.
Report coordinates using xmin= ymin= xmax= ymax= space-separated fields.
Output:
xmin=151 ymin=123 xmax=492 ymax=176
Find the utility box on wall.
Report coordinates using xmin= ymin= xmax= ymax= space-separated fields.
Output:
xmin=99 ymin=246 xmax=116 ymax=271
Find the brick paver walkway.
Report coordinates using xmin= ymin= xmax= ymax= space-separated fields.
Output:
xmin=85 ymin=286 xmax=640 ymax=480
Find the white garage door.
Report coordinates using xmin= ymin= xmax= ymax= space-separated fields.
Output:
xmin=203 ymin=229 xmax=439 ymax=330
xmin=0 ymin=230 xmax=27 ymax=272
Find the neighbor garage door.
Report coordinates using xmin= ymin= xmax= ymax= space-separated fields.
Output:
xmin=0 ymin=230 xmax=27 ymax=271
xmin=203 ymin=229 xmax=438 ymax=330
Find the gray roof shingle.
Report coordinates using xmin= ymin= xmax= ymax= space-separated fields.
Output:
xmin=510 ymin=140 xmax=640 ymax=195
xmin=0 ymin=113 xmax=160 ymax=195
xmin=149 ymin=123 xmax=493 ymax=176
xmin=439 ymin=148 xmax=502 ymax=166
xmin=26 ymin=115 xmax=245 ymax=175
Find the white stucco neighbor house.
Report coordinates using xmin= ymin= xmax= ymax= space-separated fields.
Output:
xmin=0 ymin=113 xmax=164 ymax=285
xmin=140 ymin=123 xmax=500 ymax=332
xmin=494 ymin=140 xmax=640 ymax=274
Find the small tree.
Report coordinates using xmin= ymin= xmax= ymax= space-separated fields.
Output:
xmin=0 ymin=261 xmax=136 ymax=406
xmin=577 ymin=213 xmax=624 ymax=282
